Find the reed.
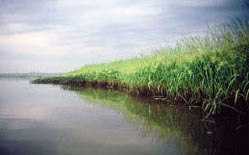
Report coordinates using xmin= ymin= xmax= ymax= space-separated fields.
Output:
xmin=33 ymin=19 xmax=249 ymax=118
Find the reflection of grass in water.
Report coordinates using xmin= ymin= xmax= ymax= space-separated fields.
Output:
xmin=67 ymin=87 xmax=207 ymax=154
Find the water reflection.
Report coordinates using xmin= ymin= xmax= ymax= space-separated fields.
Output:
xmin=62 ymin=86 xmax=208 ymax=155
xmin=0 ymin=79 xmax=209 ymax=155
xmin=62 ymin=85 xmax=249 ymax=155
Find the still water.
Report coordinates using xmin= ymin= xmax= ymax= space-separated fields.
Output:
xmin=0 ymin=78 xmax=207 ymax=155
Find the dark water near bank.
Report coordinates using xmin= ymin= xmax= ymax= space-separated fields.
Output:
xmin=0 ymin=79 xmax=247 ymax=155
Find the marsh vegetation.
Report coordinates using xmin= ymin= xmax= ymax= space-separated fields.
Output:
xmin=34 ymin=20 xmax=249 ymax=121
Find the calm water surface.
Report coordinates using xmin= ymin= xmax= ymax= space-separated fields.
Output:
xmin=0 ymin=78 xmax=207 ymax=155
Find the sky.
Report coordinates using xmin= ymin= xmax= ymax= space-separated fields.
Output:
xmin=0 ymin=0 xmax=247 ymax=73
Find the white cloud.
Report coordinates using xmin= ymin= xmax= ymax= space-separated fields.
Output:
xmin=3 ymin=23 xmax=32 ymax=32
xmin=56 ymin=0 xmax=114 ymax=8
xmin=77 ymin=6 xmax=160 ymax=26
xmin=0 ymin=31 xmax=68 ymax=55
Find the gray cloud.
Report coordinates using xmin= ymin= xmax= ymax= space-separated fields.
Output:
xmin=0 ymin=0 xmax=247 ymax=72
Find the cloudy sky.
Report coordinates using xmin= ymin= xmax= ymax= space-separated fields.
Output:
xmin=0 ymin=0 xmax=247 ymax=73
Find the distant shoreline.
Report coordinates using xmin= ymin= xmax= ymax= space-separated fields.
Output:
xmin=0 ymin=73 xmax=61 ymax=79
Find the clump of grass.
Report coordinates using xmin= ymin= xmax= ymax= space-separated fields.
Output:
xmin=33 ymin=19 xmax=249 ymax=118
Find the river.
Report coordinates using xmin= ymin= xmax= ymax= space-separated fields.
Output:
xmin=0 ymin=78 xmax=221 ymax=155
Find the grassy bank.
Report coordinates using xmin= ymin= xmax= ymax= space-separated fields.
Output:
xmin=33 ymin=20 xmax=249 ymax=118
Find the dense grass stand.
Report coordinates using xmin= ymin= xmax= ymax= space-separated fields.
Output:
xmin=33 ymin=20 xmax=249 ymax=154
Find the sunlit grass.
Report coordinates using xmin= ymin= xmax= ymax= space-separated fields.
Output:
xmin=34 ymin=19 xmax=249 ymax=117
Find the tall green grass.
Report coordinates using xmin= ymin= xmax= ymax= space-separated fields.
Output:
xmin=34 ymin=20 xmax=249 ymax=117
